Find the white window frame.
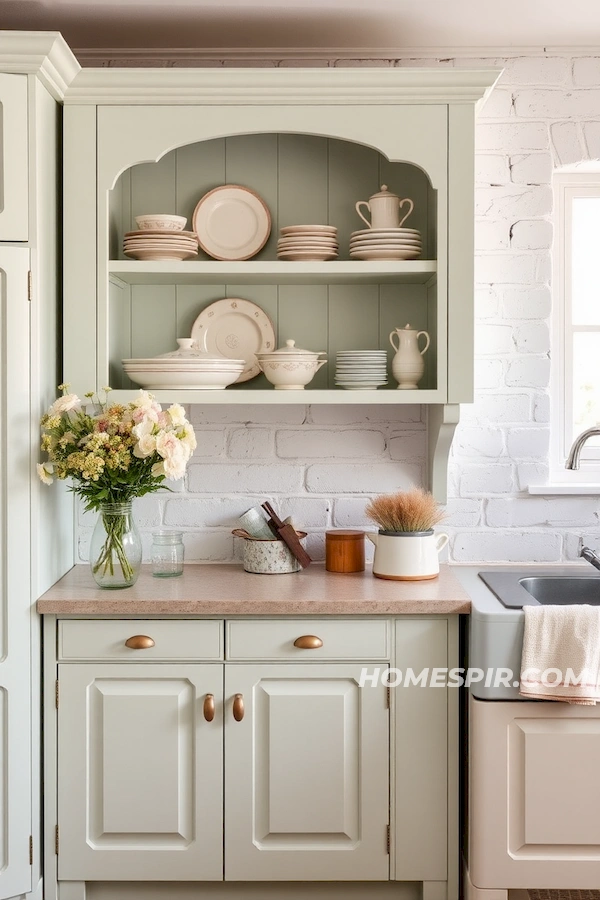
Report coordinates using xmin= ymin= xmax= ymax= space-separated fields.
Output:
xmin=551 ymin=170 xmax=600 ymax=483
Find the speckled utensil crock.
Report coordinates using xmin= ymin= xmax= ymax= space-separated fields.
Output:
xmin=236 ymin=532 xmax=308 ymax=574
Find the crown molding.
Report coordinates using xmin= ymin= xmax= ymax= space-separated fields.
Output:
xmin=0 ymin=31 xmax=80 ymax=99
xmin=73 ymin=44 xmax=600 ymax=64
xmin=64 ymin=66 xmax=502 ymax=105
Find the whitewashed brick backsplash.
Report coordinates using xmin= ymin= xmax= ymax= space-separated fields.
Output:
xmin=76 ymin=52 xmax=600 ymax=565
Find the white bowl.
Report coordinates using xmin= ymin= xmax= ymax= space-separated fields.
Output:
xmin=257 ymin=357 xmax=327 ymax=390
xmin=124 ymin=366 xmax=243 ymax=390
xmin=135 ymin=214 xmax=187 ymax=232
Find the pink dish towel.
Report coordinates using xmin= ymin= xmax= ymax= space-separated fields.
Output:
xmin=519 ymin=604 xmax=600 ymax=704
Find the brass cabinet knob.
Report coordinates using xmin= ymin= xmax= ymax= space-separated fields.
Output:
xmin=203 ymin=694 xmax=215 ymax=722
xmin=232 ymin=693 xmax=244 ymax=722
xmin=124 ymin=634 xmax=155 ymax=650
xmin=293 ymin=635 xmax=323 ymax=650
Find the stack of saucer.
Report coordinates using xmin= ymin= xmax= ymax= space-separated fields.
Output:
xmin=123 ymin=230 xmax=199 ymax=261
xmin=349 ymin=228 xmax=422 ymax=261
xmin=277 ymin=225 xmax=338 ymax=261
xmin=335 ymin=350 xmax=388 ymax=390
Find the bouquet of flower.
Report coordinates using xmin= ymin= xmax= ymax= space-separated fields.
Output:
xmin=38 ymin=385 xmax=196 ymax=585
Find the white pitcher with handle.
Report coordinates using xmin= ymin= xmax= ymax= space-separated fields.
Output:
xmin=390 ymin=324 xmax=430 ymax=390
xmin=355 ymin=185 xmax=414 ymax=230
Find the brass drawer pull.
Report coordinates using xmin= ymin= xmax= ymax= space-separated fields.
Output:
xmin=294 ymin=635 xmax=323 ymax=650
xmin=124 ymin=635 xmax=155 ymax=650
xmin=203 ymin=694 xmax=215 ymax=722
xmin=232 ymin=693 xmax=244 ymax=722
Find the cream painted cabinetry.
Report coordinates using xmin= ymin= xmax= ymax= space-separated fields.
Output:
xmin=0 ymin=73 xmax=28 ymax=240
xmin=0 ymin=32 xmax=79 ymax=900
xmin=44 ymin=614 xmax=457 ymax=900
xmin=467 ymin=695 xmax=600 ymax=896
xmin=0 ymin=246 xmax=33 ymax=900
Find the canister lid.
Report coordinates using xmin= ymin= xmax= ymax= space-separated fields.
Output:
xmin=257 ymin=338 xmax=325 ymax=357
xmin=326 ymin=530 xmax=365 ymax=541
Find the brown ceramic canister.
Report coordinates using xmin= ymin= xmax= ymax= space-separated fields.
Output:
xmin=325 ymin=530 xmax=365 ymax=573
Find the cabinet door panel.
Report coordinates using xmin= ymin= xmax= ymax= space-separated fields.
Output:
xmin=57 ymin=664 xmax=223 ymax=881
xmin=0 ymin=74 xmax=28 ymax=240
xmin=470 ymin=695 xmax=600 ymax=889
xmin=225 ymin=664 xmax=389 ymax=881
xmin=0 ymin=247 xmax=31 ymax=900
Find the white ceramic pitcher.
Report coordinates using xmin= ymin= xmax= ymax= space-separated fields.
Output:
xmin=355 ymin=185 xmax=414 ymax=230
xmin=367 ymin=530 xmax=449 ymax=580
xmin=390 ymin=324 xmax=430 ymax=390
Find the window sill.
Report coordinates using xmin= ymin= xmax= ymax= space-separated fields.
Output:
xmin=528 ymin=483 xmax=600 ymax=495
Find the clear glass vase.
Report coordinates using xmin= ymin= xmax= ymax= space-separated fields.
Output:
xmin=89 ymin=501 xmax=143 ymax=589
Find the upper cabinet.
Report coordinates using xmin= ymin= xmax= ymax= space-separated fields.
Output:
xmin=62 ymin=68 xmax=500 ymax=407
xmin=0 ymin=73 xmax=28 ymax=240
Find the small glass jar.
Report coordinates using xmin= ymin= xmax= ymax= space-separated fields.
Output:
xmin=151 ymin=531 xmax=184 ymax=577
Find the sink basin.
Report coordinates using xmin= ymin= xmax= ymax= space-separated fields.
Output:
xmin=479 ymin=570 xmax=600 ymax=608
xmin=519 ymin=575 xmax=600 ymax=605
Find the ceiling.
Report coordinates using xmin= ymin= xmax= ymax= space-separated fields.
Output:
xmin=2 ymin=0 xmax=600 ymax=57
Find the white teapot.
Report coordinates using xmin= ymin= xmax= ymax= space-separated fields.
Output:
xmin=355 ymin=185 xmax=414 ymax=230
xmin=390 ymin=324 xmax=430 ymax=390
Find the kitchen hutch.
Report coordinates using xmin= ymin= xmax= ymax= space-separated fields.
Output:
xmin=62 ymin=63 xmax=499 ymax=500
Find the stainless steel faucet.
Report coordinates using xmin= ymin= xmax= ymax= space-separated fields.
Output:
xmin=565 ymin=426 xmax=600 ymax=469
xmin=579 ymin=538 xmax=600 ymax=571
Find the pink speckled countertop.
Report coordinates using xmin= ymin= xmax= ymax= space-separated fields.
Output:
xmin=36 ymin=564 xmax=470 ymax=615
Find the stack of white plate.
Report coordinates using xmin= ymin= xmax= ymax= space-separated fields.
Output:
xmin=123 ymin=230 xmax=199 ymax=261
xmin=122 ymin=339 xmax=245 ymax=390
xmin=335 ymin=350 xmax=388 ymax=390
xmin=349 ymin=228 xmax=422 ymax=261
xmin=277 ymin=225 xmax=338 ymax=261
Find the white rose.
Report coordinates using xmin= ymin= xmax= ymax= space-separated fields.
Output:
xmin=49 ymin=393 xmax=81 ymax=416
xmin=180 ymin=424 xmax=197 ymax=454
xmin=37 ymin=462 xmax=54 ymax=485
xmin=133 ymin=434 xmax=157 ymax=458
xmin=151 ymin=461 xmax=165 ymax=478
xmin=132 ymin=416 xmax=155 ymax=441
xmin=155 ymin=431 xmax=179 ymax=459
xmin=167 ymin=403 xmax=187 ymax=427
xmin=131 ymin=391 xmax=161 ymax=424
xmin=163 ymin=451 xmax=187 ymax=481
xmin=155 ymin=431 xmax=187 ymax=480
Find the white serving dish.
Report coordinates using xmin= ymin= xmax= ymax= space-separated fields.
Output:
xmin=135 ymin=214 xmax=187 ymax=231
xmin=256 ymin=338 xmax=327 ymax=390
xmin=124 ymin=369 xmax=243 ymax=390
xmin=122 ymin=338 xmax=245 ymax=389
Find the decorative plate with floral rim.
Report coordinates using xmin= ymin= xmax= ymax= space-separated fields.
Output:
xmin=191 ymin=298 xmax=276 ymax=382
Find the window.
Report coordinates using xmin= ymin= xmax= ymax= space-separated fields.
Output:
xmin=552 ymin=169 xmax=600 ymax=479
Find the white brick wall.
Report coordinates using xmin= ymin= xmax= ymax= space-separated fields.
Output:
xmin=76 ymin=51 xmax=600 ymax=565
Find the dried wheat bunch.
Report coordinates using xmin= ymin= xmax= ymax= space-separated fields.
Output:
xmin=365 ymin=488 xmax=445 ymax=533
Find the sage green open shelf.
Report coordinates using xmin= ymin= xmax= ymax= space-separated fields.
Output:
xmin=107 ymin=388 xmax=440 ymax=405
xmin=109 ymin=260 xmax=437 ymax=286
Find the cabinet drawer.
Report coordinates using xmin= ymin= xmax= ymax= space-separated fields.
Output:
xmin=226 ymin=619 xmax=390 ymax=661
xmin=58 ymin=619 xmax=223 ymax=661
